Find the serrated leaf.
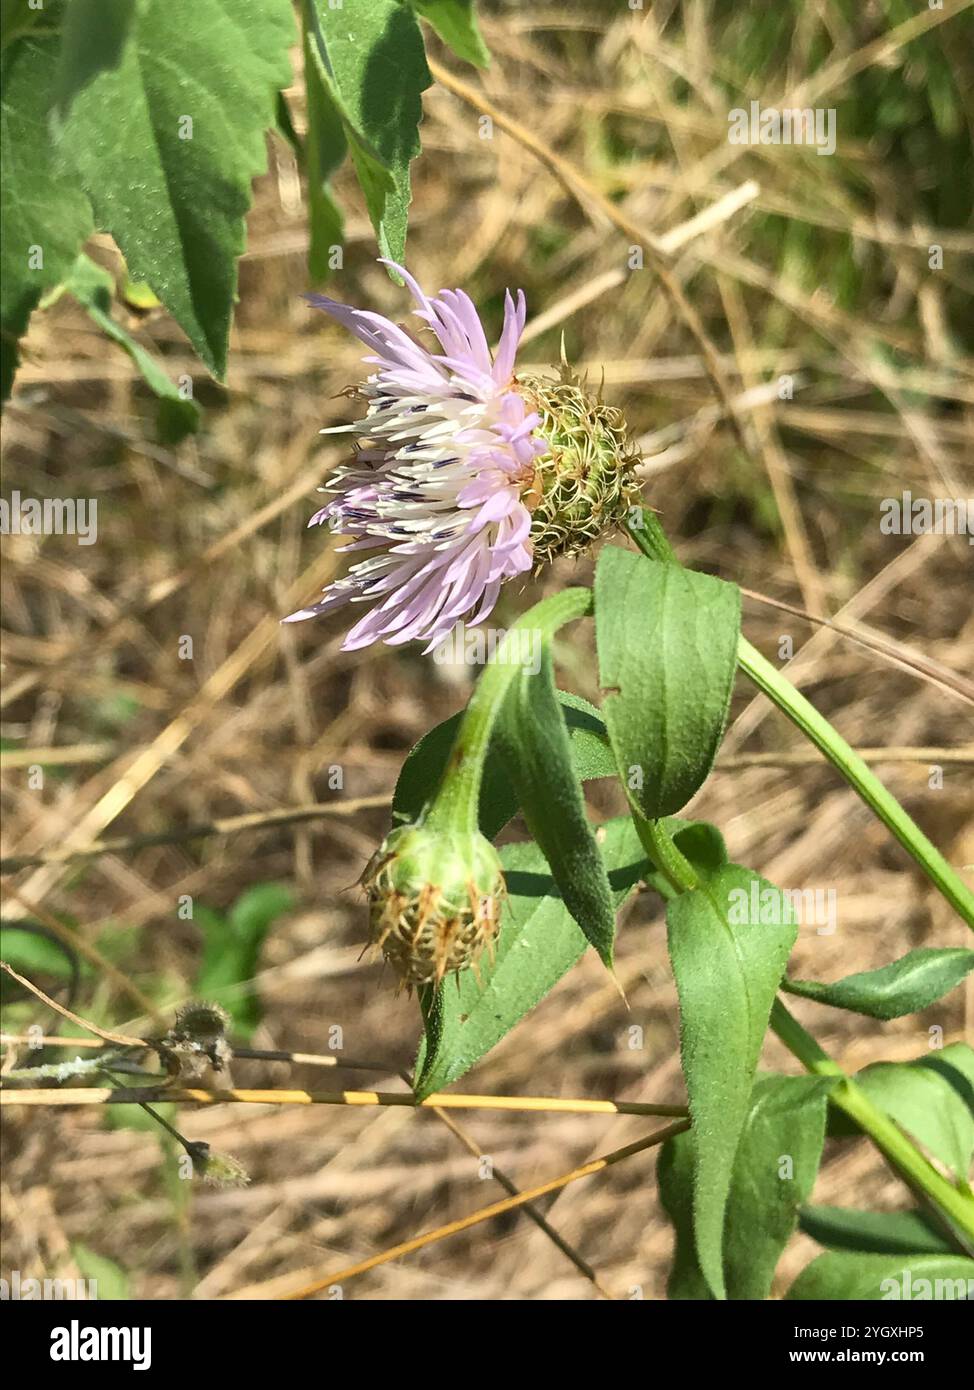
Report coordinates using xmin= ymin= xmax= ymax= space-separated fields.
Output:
xmin=659 ymin=1073 xmax=832 ymax=1300
xmin=1 ymin=35 xmax=93 ymax=398
xmin=307 ymin=0 xmax=430 ymax=266
xmin=786 ymin=1251 xmax=974 ymax=1301
xmin=59 ymin=254 xmax=200 ymax=442
xmin=412 ymin=1 xmax=490 ymax=68
xmin=799 ymin=1205 xmax=954 ymax=1257
xmin=495 ymin=646 xmax=617 ymax=967
xmin=414 ymin=816 xmax=646 ymax=1098
xmin=595 ymin=547 xmax=740 ymax=819
xmin=666 ymin=866 xmax=798 ymax=1298
xmin=54 ymin=0 xmax=295 ymax=377
xmin=784 ymin=947 xmax=974 ymax=1020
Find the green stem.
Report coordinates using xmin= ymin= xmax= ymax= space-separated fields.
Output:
xmin=425 ymin=588 xmax=593 ymax=834
xmin=624 ymin=518 xmax=974 ymax=931
xmin=771 ymin=1000 xmax=974 ymax=1247
xmin=632 ymin=809 xmax=699 ymax=895
xmin=739 ymin=638 xmax=974 ymax=929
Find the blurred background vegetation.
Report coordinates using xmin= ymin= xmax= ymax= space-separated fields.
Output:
xmin=2 ymin=0 xmax=972 ymax=1299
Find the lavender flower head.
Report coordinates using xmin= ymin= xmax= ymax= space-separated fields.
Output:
xmin=285 ymin=262 xmax=640 ymax=651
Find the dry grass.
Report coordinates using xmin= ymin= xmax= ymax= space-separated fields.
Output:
xmin=2 ymin=3 xmax=972 ymax=1300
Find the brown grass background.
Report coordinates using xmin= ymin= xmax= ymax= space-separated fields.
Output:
xmin=2 ymin=2 xmax=972 ymax=1300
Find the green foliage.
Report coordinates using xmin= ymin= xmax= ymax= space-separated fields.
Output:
xmin=786 ymin=1251 xmax=974 ymax=1301
xmin=496 ymin=646 xmax=617 ymax=967
xmin=594 ymin=547 xmax=741 ymax=819
xmin=53 ymin=0 xmax=295 ymax=378
xmin=193 ymin=884 xmax=293 ymax=1038
xmin=411 ymin=1 xmax=490 ymax=69
xmin=659 ymin=1074 xmax=833 ymax=1299
xmin=305 ymin=0 xmax=430 ymax=268
xmin=49 ymin=254 xmax=200 ymax=442
xmin=414 ymin=817 xmax=646 ymax=1098
xmin=665 ymin=868 xmax=798 ymax=1298
xmin=392 ymin=689 xmax=615 ymax=838
xmin=0 ymin=33 xmax=92 ymax=397
xmin=799 ymin=1206 xmax=954 ymax=1258
xmin=830 ymin=1044 xmax=974 ymax=1180
xmin=71 ymin=1243 xmax=131 ymax=1300
xmin=784 ymin=948 xmax=974 ymax=1020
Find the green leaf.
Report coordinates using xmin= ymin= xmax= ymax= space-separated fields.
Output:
xmin=306 ymin=0 xmax=430 ymax=266
xmin=833 ymin=1044 xmax=974 ymax=1179
xmin=496 ymin=646 xmax=617 ymax=967
xmin=412 ymin=1 xmax=490 ymax=68
xmin=55 ymin=254 xmax=200 ymax=442
xmin=54 ymin=0 xmax=134 ymax=120
xmin=54 ymin=0 xmax=295 ymax=377
xmin=595 ymin=547 xmax=741 ymax=819
xmin=784 ymin=947 xmax=974 ymax=1020
xmin=786 ymin=1251 xmax=974 ymax=1301
xmin=194 ymin=884 xmax=293 ymax=1038
xmin=414 ymin=816 xmax=647 ymax=1099
xmin=71 ymin=1244 xmax=130 ymax=1300
xmin=666 ymin=866 xmax=798 ymax=1299
xmin=392 ymin=690 xmax=614 ymax=840
xmin=0 ymin=922 xmax=81 ymax=989
xmin=302 ymin=7 xmax=347 ymax=285
xmin=799 ymin=1205 xmax=954 ymax=1257
xmin=660 ymin=1074 xmax=832 ymax=1300
xmin=1 ymin=34 xmax=93 ymax=399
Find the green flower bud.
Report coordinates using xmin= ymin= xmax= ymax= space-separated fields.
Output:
xmin=517 ymin=365 xmax=641 ymax=567
xmin=363 ymin=823 xmax=506 ymax=988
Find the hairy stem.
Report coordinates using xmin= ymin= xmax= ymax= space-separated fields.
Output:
xmin=425 ymin=588 xmax=593 ymax=834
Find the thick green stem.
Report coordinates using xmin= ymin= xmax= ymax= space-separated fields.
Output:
xmin=425 ymin=588 xmax=593 ymax=834
xmin=632 ymin=809 xmax=699 ymax=895
xmin=624 ymin=518 xmax=974 ymax=931
xmin=771 ymin=1000 xmax=974 ymax=1247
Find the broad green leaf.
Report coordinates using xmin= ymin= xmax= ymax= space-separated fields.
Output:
xmin=786 ymin=1251 xmax=974 ymax=1301
xmin=392 ymin=690 xmax=614 ymax=839
xmin=659 ymin=1073 xmax=832 ymax=1300
xmin=302 ymin=7 xmax=347 ymax=285
xmin=643 ymin=819 xmax=727 ymax=900
xmin=1 ymin=35 xmax=93 ymax=398
xmin=71 ymin=1244 xmax=130 ymax=1301
xmin=53 ymin=254 xmax=200 ymax=442
xmin=54 ymin=0 xmax=134 ymax=119
xmin=194 ymin=884 xmax=293 ymax=1037
xmin=307 ymin=0 xmax=430 ymax=266
xmin=832 ymin=1044 xmax=974 ymax=1179
xmin=414 ymin=817 xmax=646 ymax=1098
xmin=666 ymin=866 xmax=798 ymax=1298
xmin=412 ymin=1 xmax=490 ymax=68
xmin=595 ymin=547 xmax=740 ymax=818
xmin=784 ymin=947 xmax=974 ymax=1020
xmin=799 ymin=1205 xmax=954 ymax=1257
xmin=54 ymin=0 xmax=295 ymax=377
xmin=496 ymin=647 xmax=617 ymax=967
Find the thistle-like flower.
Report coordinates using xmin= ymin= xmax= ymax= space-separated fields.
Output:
xmin=362 ymin=822 xmax=505 ymax=988
xmin=284 ymin=262 xmax=640 ymax=650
